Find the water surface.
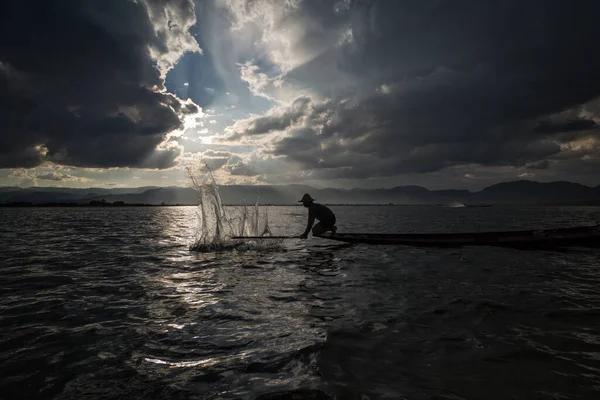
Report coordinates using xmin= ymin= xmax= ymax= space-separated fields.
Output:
xmin=1 ymin=206 xmax=600 ymax=399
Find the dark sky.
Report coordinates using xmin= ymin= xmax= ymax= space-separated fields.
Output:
xmin=0 ymin=0 xmax=199 ymax=170
xmin=1 ymin=0 xmax=600 ymax=189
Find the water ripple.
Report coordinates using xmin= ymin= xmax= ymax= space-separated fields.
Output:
xmin=1 ymin=206 xmax=600 ymax=399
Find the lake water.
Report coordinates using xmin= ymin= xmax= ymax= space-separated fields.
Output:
xmin=1 ymin=205 xmax=600 ymax=399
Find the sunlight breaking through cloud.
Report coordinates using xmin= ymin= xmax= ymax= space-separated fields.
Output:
xmin=2 ymin=0 xmax=600 ymax=189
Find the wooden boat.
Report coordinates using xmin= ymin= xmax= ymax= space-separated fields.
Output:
xmin=315 ymin=224 xmax=600 ymax=249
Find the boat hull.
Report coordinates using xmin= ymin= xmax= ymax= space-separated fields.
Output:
xmin=316 ymin=225 xmax=600 ymax=249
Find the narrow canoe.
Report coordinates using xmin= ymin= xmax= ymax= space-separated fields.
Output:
xmin=316 ymin=224 xmax=600 ymax=249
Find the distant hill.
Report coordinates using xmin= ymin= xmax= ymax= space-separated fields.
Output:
xmin=472 ymin=181 xmax=600 ymax=204
xmin=1 ymin=180 xmax=600 ymax=206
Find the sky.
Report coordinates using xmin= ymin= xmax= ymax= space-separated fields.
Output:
xmin=1 ymin=0 xmax=600 ymax=190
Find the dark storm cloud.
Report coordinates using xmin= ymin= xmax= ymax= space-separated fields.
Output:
xmin=245 ymin=97 xmax=312 ymax=135
xmin=526 ymin=160 xmax=551 ymax=170
xmin=0 ymin=0 xmax=199 ymax=169
xmin=225 ymin=161 xmax=257 ymax=176
xmin=532 ymin=119 xmax=599 ymax=135
xmin=229 ymin=0 xmax=600 ymax=181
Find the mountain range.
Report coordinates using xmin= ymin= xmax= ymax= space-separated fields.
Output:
xmin=2 ymin=180 xmax=600 ymax=206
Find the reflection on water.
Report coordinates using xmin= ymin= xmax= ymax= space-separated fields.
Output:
xmin=1 ymin=206 xmax=600 ymax=399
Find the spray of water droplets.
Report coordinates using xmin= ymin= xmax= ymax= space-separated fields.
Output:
xmin=185 ymin=163 xmax=284 ymax=252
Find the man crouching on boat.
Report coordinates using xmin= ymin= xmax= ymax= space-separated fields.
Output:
xmin=298 ymin=193 xmax=337 ymax=239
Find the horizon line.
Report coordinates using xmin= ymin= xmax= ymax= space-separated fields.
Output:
xmin=0 ymin=178 xmax=599 ymax=192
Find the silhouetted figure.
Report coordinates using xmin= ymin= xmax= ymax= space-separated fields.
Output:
xmin=298 ymin=193 xmax=337 ymax=239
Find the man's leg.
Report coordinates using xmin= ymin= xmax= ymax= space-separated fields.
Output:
xmin=312 ymin=222 xmax=327 ymax=236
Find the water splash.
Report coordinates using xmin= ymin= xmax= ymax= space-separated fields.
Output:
xmin=185 ymin=163 xmax=283 ymax=252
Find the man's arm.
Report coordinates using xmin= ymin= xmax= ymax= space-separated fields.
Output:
xmin=300 ymin=215 xmax=315 ymax=238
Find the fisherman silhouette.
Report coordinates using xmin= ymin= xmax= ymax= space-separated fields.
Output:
xmin=298 ymin=193 xmax=337 ymax=239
